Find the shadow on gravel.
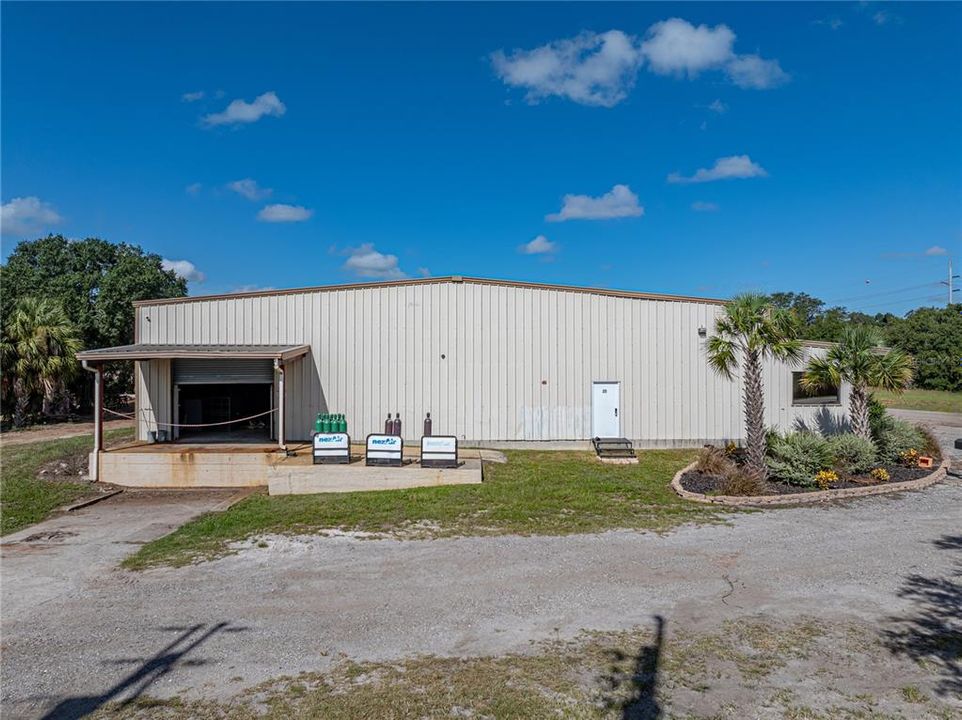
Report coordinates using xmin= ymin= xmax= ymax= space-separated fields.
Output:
xmin=599 ymin=615 xmax=665 ymax=719
xmin=884 ymin=533 xmax=962 ymax=697
xmin=40 ymin=622 xmax=248 ymax=720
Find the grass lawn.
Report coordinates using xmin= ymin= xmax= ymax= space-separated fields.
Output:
xmin=124 ymin=449 xmax=726 ymax=570
xmin=873 ymin=388 xmax=962 ymax=414
xmin=0 ymin=428 xmax=133 ymax=536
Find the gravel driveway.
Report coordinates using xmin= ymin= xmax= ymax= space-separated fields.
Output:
xmin=2 ymin=423 xmax=960 ymax=718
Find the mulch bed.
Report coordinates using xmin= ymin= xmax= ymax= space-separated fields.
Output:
xmin=680 ymin=464 xmax=934 ymax=497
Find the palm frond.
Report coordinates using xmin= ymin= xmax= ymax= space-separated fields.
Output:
xmin=706 ymin=336 xmax=737 ymax=380
xmin=801 ymin=355 xmax=841 ymax=391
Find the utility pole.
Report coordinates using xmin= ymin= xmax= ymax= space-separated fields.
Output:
xmin=941 ymin=258 xmax=960 ymax=307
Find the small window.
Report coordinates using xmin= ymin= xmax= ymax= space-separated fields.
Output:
xmin=792 ymin=372 xmax=840 ymax=406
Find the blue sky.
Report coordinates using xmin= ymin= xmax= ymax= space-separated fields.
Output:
xmin=2 ymin=1 xmax=960 ymax=314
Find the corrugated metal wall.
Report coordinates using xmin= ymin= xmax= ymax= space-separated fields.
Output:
xmin=135 ymin=359 xmax=171 ymax=441
xmin=135 ymin=280 xmax=847 ymax=444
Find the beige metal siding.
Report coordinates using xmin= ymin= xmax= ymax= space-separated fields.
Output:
xmin=134 ymin=280 xmax=845 ymax=444
xmin=135 ymin=359 xmax=171 ymax=440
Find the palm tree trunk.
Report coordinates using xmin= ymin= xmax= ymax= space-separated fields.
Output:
xmin=743 ymin=350 xmax=768 ymax=479
xmin=13 ymin=378 xmax=30 ymax=428
xmin=849 ymin=383 xmax=870 ymax=439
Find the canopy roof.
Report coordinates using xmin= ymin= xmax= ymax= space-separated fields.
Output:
xmin=76 ymin=343 xmax=310 ymax=362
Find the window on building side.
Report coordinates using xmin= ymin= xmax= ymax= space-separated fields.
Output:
xmin=792 ymin=372 xmax=840 ymax=405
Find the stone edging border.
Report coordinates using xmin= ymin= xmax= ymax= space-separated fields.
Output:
xmin=671 ymin=458 xmax=949 ymax=507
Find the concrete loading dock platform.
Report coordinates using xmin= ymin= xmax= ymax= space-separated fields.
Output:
xmin=98 ymin=442 xmax=489 ymax=493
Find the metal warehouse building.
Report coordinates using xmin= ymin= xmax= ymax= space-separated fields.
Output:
xmin=78 ymin=276 xmax=848 ymax=468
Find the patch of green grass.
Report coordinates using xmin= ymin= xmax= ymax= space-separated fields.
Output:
xmin=124 ymin=449 xmax=727 ymax=569
xmin=0 ymin=428 xmax=133 ymax=535
xmin=900 ymin=685 xmax=927 ymax=703
xmin=873 ymin=388 xmax=962 ymax=413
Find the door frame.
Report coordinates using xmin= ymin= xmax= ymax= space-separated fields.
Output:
xmin=591 ymin=380 xmax=622 ymax=438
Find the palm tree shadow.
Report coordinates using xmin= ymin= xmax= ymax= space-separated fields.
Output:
xmin=40 ymin=622 xmax=248 ymax=720
xmin=599 ymin=615 xmax=665 ymax=720
xmin=883 ymin=534 xmax=962 ymax=697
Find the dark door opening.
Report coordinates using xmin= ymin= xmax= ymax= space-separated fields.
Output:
xmin=176 ymin=384 xmax=272 ymax=442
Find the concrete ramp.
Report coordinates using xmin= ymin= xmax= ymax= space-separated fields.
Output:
xmin=267 ymin=458 xmax=483 ymax=495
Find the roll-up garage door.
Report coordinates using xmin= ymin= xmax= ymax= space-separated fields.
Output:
xmin=173 ymin=359 xmax=275 ymax=384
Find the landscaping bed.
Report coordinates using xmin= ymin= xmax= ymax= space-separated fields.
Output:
xmin=676 ymin=412 xmax=943 ymax=502
xmin=681 ymin=463 xmax=932 ymax=496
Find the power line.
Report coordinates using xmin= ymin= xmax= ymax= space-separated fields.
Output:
xmin=824 ymin=281 xmax=942 ymax=305
xmin=849 ymin=293 xmax=945 ymax=313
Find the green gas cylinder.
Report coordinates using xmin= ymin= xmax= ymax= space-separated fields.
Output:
xmin=338 ymin=414 xmax=346 ymax=433
xmin=314 ymin=413 xmax=323 ymax=434
xmin=323 ymin=414 xmax=332 ymax=433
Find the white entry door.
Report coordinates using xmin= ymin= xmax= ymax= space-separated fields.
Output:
xmin=592 ymin=381 xmax=621 ymax=438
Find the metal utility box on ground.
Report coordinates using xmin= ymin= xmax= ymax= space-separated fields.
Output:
xmin=366 ymin=434 xmax=403 ymax=466
xmin=312 ymin=432 xmax=351 ymax=464
xmin=420 ymin=435 xmax=459 ymax=468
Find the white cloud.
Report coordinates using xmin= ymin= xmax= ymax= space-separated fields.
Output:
xmin=1 ymin=196 xmax=63 ymax=236
xmin=708 ymin=99 xmax=728 ymax=113
xmin=873 ymin=10 xmax=901 ymax=25
xmin=416 ymin=267 xmax=431 ymax=277
xmin=494 ymin=20 xmax=788 ymax=106
xmin=182 ymin=91 xmax=205 ymax=102
xmin=185 ymin=182 xmax=203 ymax=196
xmin=813 ymin=17 xmax=844 ymax=30
xmin=519 ymin=234 xmax=557 ymax=254
xmin=641 ymin=18 xmax=735 ymax=76
xmin=343 ymin=244 xmax=406 ymax=279
xmin=546 ymin=184 xmax=644 ymax=222
xmin=668 ymin=155 xmax=768 ymax=184
xmin=925 ymin=245 xmax=948 ymax=256
xmin=202 ymin=91 xmax=286 ymax=127
xmin=491 ymin=30 xmax=643 ymax=107
xmin=725 ymin=54 xmax=789 ymax=89
xmin=691 ymin=201 xmax=719 ymax=212
xmin=228 ymin=178 xmax=272 ymax=201
xmin=162 ymin=258 xmax=206 ymax=283
xmin=257 ymin=204 xmax=313 ymax=222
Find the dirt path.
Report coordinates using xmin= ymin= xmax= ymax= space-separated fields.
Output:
xmin=0 ymin=418 xmax=134 ymax=447
xmin=2 ymin=471 xmax=960 ymax=718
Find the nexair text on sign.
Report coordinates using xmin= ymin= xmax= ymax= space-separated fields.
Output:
xmin=312 ymin=432 xmax=350 ymax=464
xmin=366 ymin=433 xmax=403 ymax=467
xmin=420 ymin=435 xmax=458 ymax=468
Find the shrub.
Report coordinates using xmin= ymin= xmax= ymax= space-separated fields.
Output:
xmin=876 ymin=419 xmax=925 ymax=464
xmin=815 ymin=469 xmax=838 ymax=490
xmin=695 ymin=446 xmax=736 ymax=477
xmin=826 ymin=434 xmax=877 ymax=475
xmin=719 ymin=468 xmax=768 ymax=496
xmin=765 ymin=432 xmax=830 ymax=487
xmin=918 ymin=427 xmax=943 ymax=462
xmin=870 ymin=467 xmax=890 ymax=483
xmin=868 ymin=394 xmax=894 ymax=442
xmin=899 ymin=448 xmax=920 ymax=467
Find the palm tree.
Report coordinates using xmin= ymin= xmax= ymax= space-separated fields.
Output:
xmin=801 ymin=325 xmax=912 ymax=440
xmin=1 ymin=297 xmax=81 ymax=426
xmin=707 ymin=294 xmax=803 ymax=479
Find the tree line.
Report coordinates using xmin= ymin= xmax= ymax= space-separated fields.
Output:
xmin=1 ymin=235 xmax=185 ymax=426
xmin=766 ymin=292 xmax=961 ymax=392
